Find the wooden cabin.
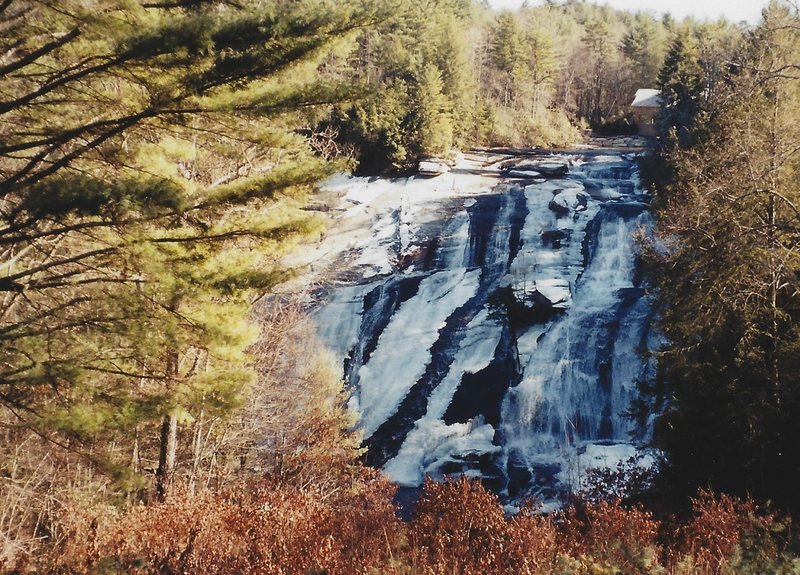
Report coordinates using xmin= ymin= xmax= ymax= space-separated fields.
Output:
xmin=630 ymin=89 xmax=661 ymax=136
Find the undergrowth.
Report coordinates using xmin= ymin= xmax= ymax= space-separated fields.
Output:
xmin=5 ymin=475 xmax=799 ymax=575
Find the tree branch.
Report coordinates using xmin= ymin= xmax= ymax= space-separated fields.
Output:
xmin=0 ymin=27 xmax=80 ymax=78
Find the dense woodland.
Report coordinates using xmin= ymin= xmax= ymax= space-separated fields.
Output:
xmin=1 ymin=0 xmax=799 ymax=572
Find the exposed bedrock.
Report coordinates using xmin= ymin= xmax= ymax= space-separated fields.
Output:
xmin=311 ymin=150 xmax=657 ymax=503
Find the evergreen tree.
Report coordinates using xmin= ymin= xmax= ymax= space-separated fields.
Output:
xmin=648 ymin=0 xmax=800 ymax=509
xmin=428 ymin=12 xmax=477 ymax=148
xmin=0 ymin=0 xmax=379 ymax=494
xmin=330 ymin=0 xmax=476 ymax=170
xmin=621 ymin=15 xmax=665 ymax=88
xmin=414 ymin=66 xmax=454 ymax=156
xmin=526 ymin=27 xmax=557 ymax=118
xmin=580 ymin=19 xmax=612 ymax=124
xmin=492 ymin=11 xmax=528 ymax=106
xmin=656 ymin=31 xmax=705 ymax=147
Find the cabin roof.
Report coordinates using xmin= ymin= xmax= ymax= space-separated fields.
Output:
xmin=631 ymin=88 xmax=662 ymax=108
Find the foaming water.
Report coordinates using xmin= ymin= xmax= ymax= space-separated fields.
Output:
xmin=310 ymin=150 xmax=656 ymax=502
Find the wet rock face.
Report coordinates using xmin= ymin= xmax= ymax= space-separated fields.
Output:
xmin=541 ymin=229 xmax=571 ymax=248
xmin=549 ymin=189 xmax=589 ymax=215
xmin=312 ymin=151 xmax=657 ymax=504
xmin=505 ymin=160 xmax=569 ymax=178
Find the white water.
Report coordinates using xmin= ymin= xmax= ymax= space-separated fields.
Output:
xmin=305 ymin=151 xmax=656 ymax=501
xmin=502 ymin=211 xmax=650 ymax=480
xmin=383 ymin=308 xmax=503 ymax=485
xmin=356 ymin=268 xmax=480 ymax=439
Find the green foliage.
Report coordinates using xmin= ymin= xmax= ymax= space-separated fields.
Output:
xmin=329 ymin=0 xmax=479 ymax=171
xmin=645 ymin=1 xmax=800 ymax=510
xmin=656 ymin=31 xmax=706 ymax=147
xmin=593 ymin=112 xmax=638 ymax=136
xmin=337 ymin=79 xmax=413 ymax=172
xmin=0 ymin=0 xmax=379 ymax=496
xmin=414 ymin=66 xmax=454 ymax=156
xmin=328 ymin=0 xmax=744 ymax=171
xmin=621 ymin=15 xmax=667 ymax=88
xmin=20 ymin=175 xmax=187 ymax=220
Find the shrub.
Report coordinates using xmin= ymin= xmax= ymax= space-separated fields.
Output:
xmin=592 ymin=113 xmax=638 ymax=136
xmin=45 ymin=475 xmax=402 ymax=575
xmin=668 ymin=490 xmax=794 ymax=575
xmin=560 ymin=500 xmax=662 ymax=574
xmin=487 ymin=106 xmax=580 ymax=148
xmin=9 ymin=475 xmax=799 ymax=575
xmin=410 ymin=477 xmax=559 ymax=575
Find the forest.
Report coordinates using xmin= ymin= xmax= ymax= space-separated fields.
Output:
xmin=1 ymin=0 xmax=799 ymax=572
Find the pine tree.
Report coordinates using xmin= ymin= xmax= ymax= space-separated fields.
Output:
xmin=578 ymin=18 xmax=613 ymax=124
xmin=621 ymin=15 xmax=665 ymax=88
xmin=526 ymin=27 xmax=557 ymax=118
xmin=0 ymin=0 xmax=379 ymax=495
xmin=414 ymin=65 xmax=454 ymax=157
xmin=492 ymin=11 xmax=528 ymax=106
xmin=648 ymin=0 xmax=800 ymax=509
xmin=656 ymin=31 xmax=705 ymax=147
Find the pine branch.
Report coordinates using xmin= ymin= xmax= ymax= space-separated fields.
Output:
xmin=0 ymin=27 xmax=80 ymax=78
xmin=0 ymin=314 xmax=135 ymax=340
xmin=0 ymin=295 xmax=92 ymax=335
xmin=0 ymin=221 xmax=116 ymax=246
xmin=0 ymin=246 xmax=117 ymax=289
xmin=0 ymin=112 xmax=149 ymax=195
xmin=0 ymin=54 xmax=127 ymax=116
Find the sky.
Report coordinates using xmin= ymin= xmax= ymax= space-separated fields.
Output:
xmin=486 ymin=0 xmax=773 ymax=24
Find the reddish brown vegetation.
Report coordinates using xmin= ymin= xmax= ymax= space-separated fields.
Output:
xmin=6 ymin=476 xmax=795 ymax=575
xmin=44 ymin=472 xmax=399 ymax=575
xmin=409 ymin=477 xmax=559 ymax=574
xmin=560 ymin=499 xmax=661 ymax=573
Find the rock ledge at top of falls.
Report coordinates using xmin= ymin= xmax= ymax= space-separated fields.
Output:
xmin=506 ymin=160 xmax=569 ymax=178
xmin=418 ymin=159 xmax=451 ymax=176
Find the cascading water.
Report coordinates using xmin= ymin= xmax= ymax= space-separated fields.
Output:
xmin=307 ymin=149 xmax=657 ymax=503
xmin=501 ymin=205 xmax=653 ymax=500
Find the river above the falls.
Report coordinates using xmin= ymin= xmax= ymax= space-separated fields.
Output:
xmin=284 ymin=146 xmax=660 ymax=506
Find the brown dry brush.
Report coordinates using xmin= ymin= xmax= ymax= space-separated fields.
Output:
xmin=13 ymin=475 xmax=794 ymax=575
xmin=409 ymin=477 xmax=560 ymax=574
xmin=45 ymin=473 xmax=402 ymax=575
xmin=560 ymin=499 xmax=662 ymax=574
xmin=2 ymin=302 xmax=797 ymax=574
xmin=0 ymin=297 xmax=363 ymax=572
xmin=666 ymin=490 xmax=796 ymax=575
xmin=0 ymin=422 xmax=119 ymax=571
xmin=188 ymin=298 xmax=362 ymax=492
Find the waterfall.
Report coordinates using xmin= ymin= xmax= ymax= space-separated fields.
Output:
xmin=309 ymin=150 xmax=656 ymax=503
xmin=501 ymin=208 xmax=653 ymax=499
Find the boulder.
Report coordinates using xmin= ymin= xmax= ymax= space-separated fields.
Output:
xmin=602 ymin=201 xmax=648 ymax=218
xmin=532 ymin=279 xmax=571 ymax=309
xmin=511 ymin=160 xmax=569 ymax=177
xmin=556 ymin=180 xmax=584 ymax=190
xmin=534 ymin=161 xmax=569 ymax=177
xmin=418 ymin=160 xmax=450 ymax=176
xmin=508 ymin=169 xmax=543 ymax=178
xmin=588 ymin=187 xmax=623 ymax=201
xmin=510 ymin=161 xmax=539 ymax=171
xmin=549 ymin=190 xmax=589 ymax=215
xmin=540 ymin=229 xmax=571 ymax=248
xmin=514 ymin=278 xmax=571 ymax=310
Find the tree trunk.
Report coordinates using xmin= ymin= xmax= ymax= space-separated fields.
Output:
xmin=156 ymin=411 xmax=178 ymax=499
xmin=156 ymin=349 xmax=180 ymax=499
